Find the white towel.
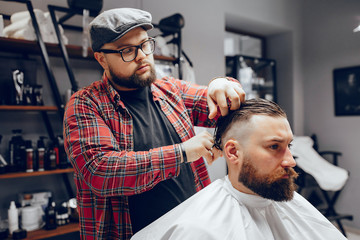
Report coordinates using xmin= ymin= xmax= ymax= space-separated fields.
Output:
xmin=291 ymin=136 xmax=348 ymax=191
xmin=10 ymin=9 xmax=46 ymax=24
xmin=4 ymin=9 xmax=68 ymax=44
xmin=11 ymin=27 xmax=36 ymax=41
xmin=4 ymin=9 xmax=46 ymax=37
xmin=3 ymin=18 xmax=32 ymax=37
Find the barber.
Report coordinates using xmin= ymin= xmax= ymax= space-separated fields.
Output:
xmin=63 ymin=8 xmax=245 ymax=240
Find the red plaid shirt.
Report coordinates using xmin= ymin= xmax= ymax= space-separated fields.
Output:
xmin=63 ymin=75 xmax=219 ymax=239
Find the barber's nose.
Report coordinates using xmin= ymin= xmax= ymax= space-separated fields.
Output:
xmin=281 ymin=149 xmax=296 ymax=168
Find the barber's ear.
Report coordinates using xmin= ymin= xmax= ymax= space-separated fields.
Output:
xmin=94 ymin=52 xmax=108 ymax=70
xmin=223 ymin=139 xmax=242 ymax=164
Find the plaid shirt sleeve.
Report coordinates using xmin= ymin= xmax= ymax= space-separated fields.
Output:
xmin=63 ymin=86 xmax=183 ymax=197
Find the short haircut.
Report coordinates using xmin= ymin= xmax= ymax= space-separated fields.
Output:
xmin=213 ymin=98 xmax=287 ymax=150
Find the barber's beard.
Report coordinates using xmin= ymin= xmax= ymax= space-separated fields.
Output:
xmin=238 ymin=157 xmax=299 ymax=202
xmin=109 ymin=62 xmax=156 ymax=89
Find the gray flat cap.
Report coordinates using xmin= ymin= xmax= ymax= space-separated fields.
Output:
xmin=90 ymin=8 xmax=153 ymax=52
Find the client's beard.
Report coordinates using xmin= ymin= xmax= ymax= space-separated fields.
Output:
xmin=239 ymin=157 xmax=299 ymax=202
xmin=109 ymin=62 xmax=156 ymax=89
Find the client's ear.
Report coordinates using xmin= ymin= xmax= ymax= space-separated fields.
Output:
xmin=223 ymin=139 xmax=242 ymax=165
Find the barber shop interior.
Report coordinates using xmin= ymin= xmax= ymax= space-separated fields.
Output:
xmin=0 ymin=0 xmax=360 ymax=239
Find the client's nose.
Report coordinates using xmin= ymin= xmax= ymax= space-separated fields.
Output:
xmin=281 ymin=149 xmax=296 ymax=168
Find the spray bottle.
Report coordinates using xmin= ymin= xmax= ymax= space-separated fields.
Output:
xmin=8 ymin=201 xmax=19 ymax=234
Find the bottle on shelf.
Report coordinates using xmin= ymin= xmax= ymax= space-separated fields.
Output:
xmin=25 ymin=140 xmax=34 ymax=172
xmin=36 ymin=136 xmax=46 ymax=171
xmin=56 ymin=136 xmax=68 ymax=169
xmin=8 ymin=129 xmax=26 ymax=172
xmin=53 ymin=139 xmax=60 ymax=169
xmin=56 ymin=205 xmax=70 ymax=226
xmin=8 ymin=201 xmax=19 ymax=235
xmin=45 ymin=198 xmax=57 ymax=230
xmin=45 ymin=140 xmax=57 ymax=170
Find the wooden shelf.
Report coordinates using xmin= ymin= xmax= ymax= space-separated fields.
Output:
xmin=0 ymin=37 xmax=177 ymax=62
xmin=0 ymin=105 xmax=58 ymax=111
xmin=0 ymin=168 xmax=74 ymax=179
xmin=154 ymin=54 xmax=177 ymax=62
xmin=6 ymin=222 xmax=79 ymax=240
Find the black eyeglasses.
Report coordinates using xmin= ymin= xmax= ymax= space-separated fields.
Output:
xmin=98 ymin=38 xmax=156 ymax=62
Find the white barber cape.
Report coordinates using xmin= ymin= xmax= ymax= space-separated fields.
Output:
xmin=131 ymin=176 xmax=346 ymax=240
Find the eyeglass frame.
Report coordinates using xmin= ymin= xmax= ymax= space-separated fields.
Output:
xmin=97 ymin=38 xmax=156 ymax=62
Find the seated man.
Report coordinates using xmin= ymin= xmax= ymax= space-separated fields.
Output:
xmin=131 ymin=98 xmax=346 ymax=240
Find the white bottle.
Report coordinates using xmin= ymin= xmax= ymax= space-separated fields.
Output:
xmin=8 ymin=201 xmax=19 ymax=234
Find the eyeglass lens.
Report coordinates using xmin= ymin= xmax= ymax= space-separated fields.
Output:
xmin=122 ymin=39 xmax=155 ymax=62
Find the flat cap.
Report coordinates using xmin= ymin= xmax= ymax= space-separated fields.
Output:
xmin=89 ymin=8 xmax=153 ymax=52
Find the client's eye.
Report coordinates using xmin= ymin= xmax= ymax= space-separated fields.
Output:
xmin=270 ymin=144 xmax=279 ymax=150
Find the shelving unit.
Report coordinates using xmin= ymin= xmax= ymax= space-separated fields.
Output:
xmin=0 ymin=3 xmax=74 ymax=239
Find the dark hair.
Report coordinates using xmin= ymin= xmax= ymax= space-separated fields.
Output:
xmin=213 ymin=98 xmax=287 ymax=150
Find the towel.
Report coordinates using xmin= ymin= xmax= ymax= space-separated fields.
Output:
xmin=10 ymin=9 xmax=46 ymax=23
xmin=11 ymin=27 xmax=36 ymax=41
xmin=4 ymin=9 xmax=46 ymax=38
xmin=3 ymin=18 xmax=34 ymax=38
xmin=291 ymin=136 xmax=348 ymax=191
xmin=4 ymin=9 xmax=68 ymax=44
